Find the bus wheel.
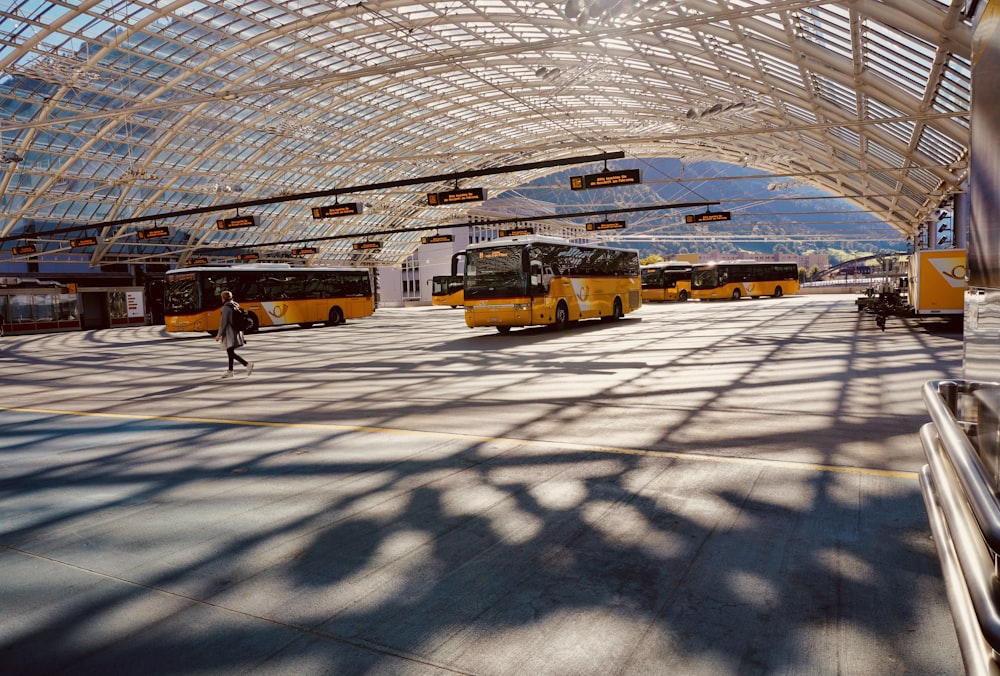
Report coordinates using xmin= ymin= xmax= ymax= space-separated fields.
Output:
xmin=246 ymin=312 xmax=260 ymax=333
xmin=496 ymin=326 xmax=512 ymax=334
xmin=678 ymin=290 xmax=688 ymax=302
xmin=327 ymin=306 xmax=344 ymax=326
xmin=554 ymin=301 xmax=569 ymax=330
xmin=731 ymin=289 xmax=741 ymax=300
xmin=774 ymin=286 xmax=783 ymax=297
xmin=603 ymin=297 xmax=623 ymax=321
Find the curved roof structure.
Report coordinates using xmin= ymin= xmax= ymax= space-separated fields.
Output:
xmin=0 ymin=0 xmax=973 ymax=268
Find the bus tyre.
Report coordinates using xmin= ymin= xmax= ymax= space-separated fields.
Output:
xmin=246 ymin=312 xmax=260 ymax=334
xmin=603 ymin=297 xmax=623 ymax=321
xmin=554 ymin=302 xmax=569 ymax=330
xmin=496 ymin=326 xmax=512 ymax=334
xmin=774 ymin=286 xmax=783 ymax=297
xmin=731 ymin=289 xmax=741 ymax=300
xmin=327 ymin=306 xmax=344 ymax=326
xmin=678 ymin=290 xmax=688 ymax=302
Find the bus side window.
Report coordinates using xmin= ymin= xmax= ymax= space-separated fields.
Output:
xmin=530 ymin=260 xmax=545 ymax=292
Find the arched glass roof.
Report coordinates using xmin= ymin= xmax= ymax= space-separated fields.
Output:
xmin=0 ymin=0 xmax=973 ymax=267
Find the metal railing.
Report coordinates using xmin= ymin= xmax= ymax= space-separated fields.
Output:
xmin=920 ymin=379 xmax=1000 ymax=676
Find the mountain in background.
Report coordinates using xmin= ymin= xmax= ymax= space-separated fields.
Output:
xmin=501 ymin=157 xmax=907 ymax=265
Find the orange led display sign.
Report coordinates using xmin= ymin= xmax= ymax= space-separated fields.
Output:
xmin=311 ymin=203 xmax=362 ymax=219
xmin=586 ymin=221 xmax=627 ymax=231
xmin=12 ymin=244 xmax=36 ymax=255
xmin=292 ymin=247 xmax=318 ymax=255
xmin=427 ymin=187 xmax=486 ymax=206
xmin=137 ymin=226 xmax=170 ymax=240
xmin=570 ymin=168 xmax=641 ymax=191
xmin=685 ymin=211 xmax=731 ymax=223
xmin=71 ymin=237 xmax=99 ymax=247
xmin=498 ymin=227 xmax=534 ymax=237
xmin=217 ymin=215 xmax=257 ymax=230
xmin=353 ymin=241 xmax=381 ymax=251
xmin=421 ymin=235 xmax=454 ymax=244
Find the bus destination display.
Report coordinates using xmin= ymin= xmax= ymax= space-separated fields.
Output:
xmin=427 ymin=187 xmax=486 ymax=206
xmin=570 ymin=168 xmax=641 ymax=191
xmin=311 ymin=203 xmax=362 ymax=219
xmin=217 ymin=215 xmax=258 ymax=230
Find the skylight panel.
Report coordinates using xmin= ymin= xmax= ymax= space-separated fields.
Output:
xmin=916 ymin=124 xmax=966 ymax=165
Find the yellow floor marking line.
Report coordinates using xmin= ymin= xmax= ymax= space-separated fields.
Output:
xmin=1 ymin=405 xmax=918 ymax=480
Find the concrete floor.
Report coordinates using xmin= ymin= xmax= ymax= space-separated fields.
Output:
xmin=0 ymin=295 xmax=963 ymax=674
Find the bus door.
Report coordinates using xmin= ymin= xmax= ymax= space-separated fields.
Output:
xmin=529 ymin=258 xmax=548 ymax=323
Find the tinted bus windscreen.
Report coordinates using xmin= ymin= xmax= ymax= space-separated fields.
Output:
xmin=431 ymin=275 xmax=464 ymax=307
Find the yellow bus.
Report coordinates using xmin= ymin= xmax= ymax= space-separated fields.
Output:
xmin=690 ymin=261 xmax=799 ymax=300
xmin=164 ymin=264 xmax=374 ymax=334
xmin=464 ymin=235 xmax=641 ymax=333
xmin=431 ymin=275 xmax=464 ymax=307
xmin=641 ymin=262 xmax=693 ymax=302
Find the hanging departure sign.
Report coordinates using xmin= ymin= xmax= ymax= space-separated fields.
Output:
xmin=427 ymin=187 xmax=486 ymax=206
xmin=71 ymin=236 xmax=99 ymax=247
xmin=137 ymin=226 xmax=170 ymax=240
xmin=353 ymin=241 xmax=382 ymax=251
xmin=236 ymin=252 xmax=259 ymax=261
xmin=685 ymin=211 xmax=731 ymax=223
xmin=586 ymin=220 xmax=627 ymax=231
xmin=292 ymin=247 xmax=318 ymax=256
xmin=498 ymin=227 xmax=534 ymax=237
xmin=11 ymin=244 xmax=36 ymax=255
xmin=570 ymin=168 xmax=641 ymax=191
xmin=311 ymin=202 xmax=362 ymax=219
xmin=217 ymin=215 xmax=257 ymax=230
xmin=189 ymin=258 xmax=209 ymax=265
xmin=421 ymin=234 xmax=454 ymax=244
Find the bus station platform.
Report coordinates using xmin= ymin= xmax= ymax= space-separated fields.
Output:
xmin=0 ymin=294 xmax=963 ymax=674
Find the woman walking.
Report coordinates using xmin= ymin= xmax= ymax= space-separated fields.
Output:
xmin=215 ymin=290 xmax=255 ymax=378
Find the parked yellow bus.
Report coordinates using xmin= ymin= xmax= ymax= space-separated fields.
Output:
xmin=164 ymin=264 xmax=374 ymax=334
xmin=464 ymin=235 xmax=641 ymax=333
xmin=641 ymin=262 xmax=693 ymax=302
xmin=690 ymin=261 xmax=799 ymax=300
xmin=431 ymin=275 xmax=464 ymax=307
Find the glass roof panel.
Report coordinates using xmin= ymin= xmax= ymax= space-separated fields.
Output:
xmin=0 ymin=1 xmax=974 ymax=266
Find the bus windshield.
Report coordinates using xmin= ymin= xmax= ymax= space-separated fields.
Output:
xmin=692 ymin=268 xmax=719 ymax=289
xmin=164 ymin=271 xmax=200 ymax=314
xmin=465 ymin=246 xmax=526 ymax=299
